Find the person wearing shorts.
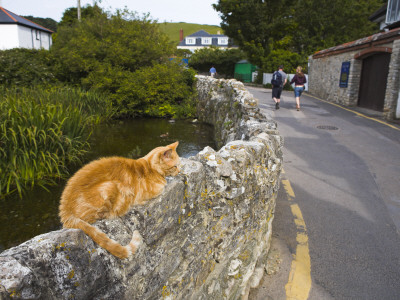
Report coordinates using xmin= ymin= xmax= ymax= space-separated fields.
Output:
xmin=272 ymin=65 xmax=287 ymax=110
xmin=290 ymin=66 xmax=307 ymax=111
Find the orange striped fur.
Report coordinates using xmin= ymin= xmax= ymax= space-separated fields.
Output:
xmin=59 ymin=142 xmax=180 ymax=259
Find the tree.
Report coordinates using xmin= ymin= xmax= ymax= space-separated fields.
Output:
xmin=58 ymin=4 xmax=105 ymax=27
xmin=213 ymin=0 xmax=294 ymax=70
xmin=213 ymin=0 xmax=385 ymax=72
xmin=51 ymin=7 xmax=195 ymax=118
xmin=22 ymin=16 xmax=58 ymax=32
xmin=291 ymin=0 xmax=385 ymax=54
xmin=112 ymin=62 xmax=197 ymax=118
xmin=188 ymin=47 xmax=245 ymax=77
xmin=0 ymin=49 xmax=56 ymax=86
xmin=51 ymin=8 xmax=173 ymax=84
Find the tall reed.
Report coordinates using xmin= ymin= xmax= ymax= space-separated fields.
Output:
xmin=0 ymin=86 xmax=114 ymax=197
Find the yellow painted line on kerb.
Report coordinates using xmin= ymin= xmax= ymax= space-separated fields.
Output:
xmin=282 ymin=179 xmax=311 ymax=300
xmin=307 ymin=94 xmax=400 ymax=131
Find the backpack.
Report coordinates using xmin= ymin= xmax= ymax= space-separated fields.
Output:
xmin=271 ymin=71 xmax=283 ymax=87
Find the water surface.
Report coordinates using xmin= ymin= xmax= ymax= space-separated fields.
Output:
xmin=0 ymin=118 xmax=215 ymax=252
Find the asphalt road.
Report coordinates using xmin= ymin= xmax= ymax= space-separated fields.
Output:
xmin=246 ymin=86 xmax=400 ymax=300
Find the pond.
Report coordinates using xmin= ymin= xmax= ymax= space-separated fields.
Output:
xmin=0 ymin=118 xmax=215 ymax=253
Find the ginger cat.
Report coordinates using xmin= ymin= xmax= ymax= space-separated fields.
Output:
xmin=59 ymin=142 xmax=180 ymax=259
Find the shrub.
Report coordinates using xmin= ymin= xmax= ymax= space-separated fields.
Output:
xmin=189 ymin=47 xmax=246 ymax=78
xmin=112 ymin=62 xmax=197 ymax=118
xmin=0 ymin=49 xmax=56 ymax=86
xmin=51 ymin=8 xmax=173 ymax=84
xmin=261 ymin=49 xmax=307 ymax=73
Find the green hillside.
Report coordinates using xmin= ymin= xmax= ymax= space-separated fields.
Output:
xmin=158 ymin=22 xmax=222 ymax=45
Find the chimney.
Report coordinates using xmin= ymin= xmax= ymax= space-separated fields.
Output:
xmin=179 ymin=29 xmax=184 ymax=42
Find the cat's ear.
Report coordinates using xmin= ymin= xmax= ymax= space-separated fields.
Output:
xmin=163 ymin=149 xmax=173 ymax=159
xmin=168 ymin=141 xmax=179 ymax=150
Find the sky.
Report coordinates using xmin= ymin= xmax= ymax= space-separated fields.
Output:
xmin=1 ymin=0 xmax=222 ymax=25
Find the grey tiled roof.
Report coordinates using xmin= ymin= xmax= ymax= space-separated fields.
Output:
xmin=0 ymin=7 xmax=53 ymax=33
xmin=187 ymin=30 xmax=225 ymax=38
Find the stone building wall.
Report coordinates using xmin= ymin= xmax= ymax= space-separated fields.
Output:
xmin=309 ymin=36 xmax=400 ymax=120
xmin=0 ymin=76 xmax=283 ymax=300
xmin=384 ymin=39 xmax=400 ymax=120
xmin=309 ymin=52 xmax=359 ymax=106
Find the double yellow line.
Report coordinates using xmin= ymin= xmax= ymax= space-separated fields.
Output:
xmin=282 ymin=178 xmax=311 ymax=300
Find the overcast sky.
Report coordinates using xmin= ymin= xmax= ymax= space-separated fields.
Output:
xmin=1 ymin=0 xmax=222 ymax=25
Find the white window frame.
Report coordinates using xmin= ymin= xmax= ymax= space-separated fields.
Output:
xmin=186 ymin=38 xmax=195 ymax=45
xmin=386 ymin=0 xmax=400 ymax=24
xmin=201 ymin=37 xmax=212 ymax=45
xmin=218 ymin=37 xmax=229 ymax=45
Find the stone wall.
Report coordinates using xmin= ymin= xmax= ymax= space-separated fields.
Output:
xmin=384 ymin=39 xmax=400 ymax=120
xmin=309 ymin=53 xmax=362 ymax=106
xmin=0 ymin=76 xmax=283 ymax=300
xmin=309 ymin=40 xmax=400 ymax=120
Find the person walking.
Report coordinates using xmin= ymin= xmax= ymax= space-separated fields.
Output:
xmin=290 ymin=66 xmax=307 ymax=111
xmin=271 ymin=65 xmax=287 ymax=110
xmin=209 ymin=66 xmax=217 ymax=78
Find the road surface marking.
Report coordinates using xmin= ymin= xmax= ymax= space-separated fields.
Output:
xmin=282 ymin=179 xmax=311 ymax=300
xmin=307 ymin=94 xmax=400 ymax=131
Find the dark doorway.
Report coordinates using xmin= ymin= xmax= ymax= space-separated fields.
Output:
xmin=358 ymin=53 xmax=391 ymax=111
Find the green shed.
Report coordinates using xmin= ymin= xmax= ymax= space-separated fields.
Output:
xmin=234 ymin=60 xmax=257 ymax=83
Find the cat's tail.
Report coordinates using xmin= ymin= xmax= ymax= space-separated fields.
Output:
xmin=63 ymin=217 xmax=142 ymax=259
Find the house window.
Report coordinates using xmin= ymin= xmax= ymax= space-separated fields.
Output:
xmin=186 ymin=38 xmax=195 ymax=45
xmin=218 ymin=38 xmax=229 ymax=45
xmin=202 ymin=38 xmax=212 ymax=45
xmin=386 ymin=0 xmax=400 ymax=24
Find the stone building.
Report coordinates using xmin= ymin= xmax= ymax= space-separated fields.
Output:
xmin=308 ymin=2 xmax=400 ymax=121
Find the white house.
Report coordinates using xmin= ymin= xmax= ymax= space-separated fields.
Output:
xmin=0 ymin=6 xmax=53 ymax=50
xmin=177 ymin=30 xmax=238 ymax=52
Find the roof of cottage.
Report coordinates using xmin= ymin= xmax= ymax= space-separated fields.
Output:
xmin=186 ymin=30 xmax=226 ymax=38
xmin=0 ymin=7 xmax=53 ymax=33
xmin=312 ymin=26 xmax=400 ymax=59
xmin=369 ymin=4 xmax=387 ymax=22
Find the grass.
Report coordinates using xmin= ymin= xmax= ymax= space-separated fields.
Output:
xmin=158 ymin=22 xmax=222 ymax=45
xmin=0 ymin=86 xmax=114 ymax=197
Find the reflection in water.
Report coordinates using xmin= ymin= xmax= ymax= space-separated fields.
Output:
xmin=0 ymin=119 xmax=215 ymax=252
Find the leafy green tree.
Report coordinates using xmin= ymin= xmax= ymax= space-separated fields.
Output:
xmin=214 ymin=0 xmax=385 ymax=72
xmin=213 ymin=0 xmax=294 ymax=70
xmin=22 ymin=16 xmax=58 ymax=32
xmin=189 ymin=47 xmax=245 ymax=77
xmin=0 ymin=49 xmax=56 ymax=86
xmin=174 ymin=48 xmax=192 ymax=58
xmin=51 ymin=8 xmax=173 ymax=84
xmin=291 ymin=0 xmax=385 ymax=54
xmin=51 ymin=7 xmax=196 ymax=118
xmin=113 ymin=62 xmax=197 ymax=118
xmin=58 ymin=4 xmax=105 ymax=27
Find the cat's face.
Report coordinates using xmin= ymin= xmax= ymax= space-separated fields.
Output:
xmin=146 ymin=141 xmax=180 ymax=176
xmin=161 ymin=141 xmax=180 ymax=176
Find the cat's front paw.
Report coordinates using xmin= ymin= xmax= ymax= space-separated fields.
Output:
xmin=128 ymin=230 xmax=143 ymax=256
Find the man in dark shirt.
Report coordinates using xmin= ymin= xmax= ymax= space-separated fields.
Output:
xmin=272 ymin=65 xmax=287 ymax=110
